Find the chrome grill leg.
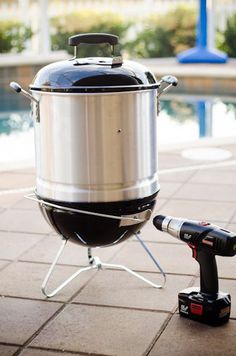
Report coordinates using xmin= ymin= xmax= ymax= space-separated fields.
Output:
xmin=41 ymin=233 xmax=166 ymax=298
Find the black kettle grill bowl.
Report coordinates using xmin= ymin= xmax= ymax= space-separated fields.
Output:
xmin=38 ymin=193 xmax=157 ymax=247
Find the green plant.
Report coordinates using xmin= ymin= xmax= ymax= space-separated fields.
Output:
xmin=50 ymin=6 xmax=197 ymax=59
xmin=50 ymin=10 xmax=131 ymax=56
xmin=125 ymin=6 xmax=197 ymax=58
xmin=217 ymin=13 xmax=236 ymax=57
xmin=0 ymin=20 xmax=32 ymax=53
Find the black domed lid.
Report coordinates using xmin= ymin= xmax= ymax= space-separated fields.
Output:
xmin=30 ymin=33 xmax=159 ymax=93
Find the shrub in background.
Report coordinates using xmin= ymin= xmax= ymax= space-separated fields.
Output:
xmin=51 ymin=10 xmax=130 ymax=57
xmin=125 ymin=6 xmax=197 ymax=58
xmin=0 ymin=20 xmax=32 ymax=53
xmin=217 ymin=13 xmax=236 ymax=58
xmin=51 ymin=7 xmax=196 ymax=59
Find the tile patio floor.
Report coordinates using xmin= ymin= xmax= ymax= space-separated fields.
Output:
xmin=0 ymin=143 xmax=236 ymax=355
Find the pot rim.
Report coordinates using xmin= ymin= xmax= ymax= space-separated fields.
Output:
xmin=29 ymin=83 xmax=160 ymax=93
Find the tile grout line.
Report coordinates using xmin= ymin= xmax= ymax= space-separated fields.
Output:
xmin=156 ymin=167 xmax=199 ymax=213
xmin=158 ymin=159 xmax=236 ymax=175
xmin=68 ymin=302 xmax=175 ymax=314
xmin=163 ymin=180 xmax=236 ymax=187
xmin=12 ymin=263 xmax=102 ymax=355
xmin=144 ymin=312 xmax=175 ymax=356
xmin=0 ymin=228 xmax=52 ymax=236
xmin=24 ymin=345 xmax=111 ymax=356
xmin=12 ymin=302 xmax=73 ymax=356
xmin=226 ymin=205 xmax=236 ymax=229
xmin=0 ymin=234 xmax=50 ymax=276
xmin=144 ymin=274 xmax=198 ymax=355
xmin=12 ymin=299 xmax=172 ymax=356
xmin=0 ymin=187 xmax=33 ymax=196
xmin=158 ymin=162 xmax=236 ymax=210
xmin=159 ymin=196 xmax=236 ymax=204
xmin=0 ymin=342 xmax=21 ymax=348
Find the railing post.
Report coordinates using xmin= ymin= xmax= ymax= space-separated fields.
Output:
xmin=38 ymin=0 xmax=51 ymax=55
xmin=177 ymin=0 xmax=228 ymax=63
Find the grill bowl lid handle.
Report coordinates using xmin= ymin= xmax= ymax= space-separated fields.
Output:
xmin=68 ymin=33 xmax=119 ymax=47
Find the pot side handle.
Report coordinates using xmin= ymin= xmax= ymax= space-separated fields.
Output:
xmin=157 ymin=75 xmax=178 ymax=98
xmin=156 ymin=75 xmax=178 ymax=115
xmin=10 ymin=81 xmax=39 ymax=104
xmin=10 ymin=81 xmax=40 ymax=123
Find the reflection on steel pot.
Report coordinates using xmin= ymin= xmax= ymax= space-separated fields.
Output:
xmin=10 ymin=33 xmax=177 ymax=247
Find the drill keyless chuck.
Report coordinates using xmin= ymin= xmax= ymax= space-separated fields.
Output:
xmin=153 ymin=215 xmax=166 ymax=231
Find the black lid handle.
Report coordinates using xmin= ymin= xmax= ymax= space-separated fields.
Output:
xmin=68 ymin=33 xmax=119 ymax=47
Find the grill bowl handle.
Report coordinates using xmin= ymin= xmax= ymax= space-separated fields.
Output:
xmin=68 ymin=33 xmax=119 ymax=46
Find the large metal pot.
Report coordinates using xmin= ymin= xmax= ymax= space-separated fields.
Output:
xmin=10 ymin=33 xmax=177 ymax=247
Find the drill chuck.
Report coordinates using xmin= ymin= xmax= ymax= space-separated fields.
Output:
xmin=154 ymin=215 xmax=195 ymax=240
xmin=153 ymin=215 xmax=165 ymax=231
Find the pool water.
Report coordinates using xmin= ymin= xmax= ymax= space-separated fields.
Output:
xmin=0 ymin=93 xmax=236 ymax=168
xmin=158 ymin=95 xmax=236 ymax=145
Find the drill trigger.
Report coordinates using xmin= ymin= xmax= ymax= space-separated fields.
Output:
xmin=188 ymin=243 xmax=197 ymax=259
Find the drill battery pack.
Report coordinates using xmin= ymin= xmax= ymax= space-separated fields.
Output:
xmin=178 ymin=287 xmax=231 ymax=326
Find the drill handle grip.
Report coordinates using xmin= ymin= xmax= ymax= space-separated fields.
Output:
xmin=195 ymin=249 xmax=219 ymax=296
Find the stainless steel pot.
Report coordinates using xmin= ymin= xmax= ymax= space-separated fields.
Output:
xmin=10 ymin=33 xmax=177 ymax=247
xmin=34 ymin=89 xmax=159 ymax=203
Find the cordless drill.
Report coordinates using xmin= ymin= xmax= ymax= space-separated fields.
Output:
xmin=153 ymin=215 xmax=236 ymax=326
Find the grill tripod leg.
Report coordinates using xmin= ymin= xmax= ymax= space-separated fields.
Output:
xmin=41 ymin=239 xmax=97 ymax=298
xmin=41 ymin=233 xmax=166 ymax=298
xmin=135 ymin=232 xmax=166 ymax=284
xmin=98 ymin=233 xmax=166 ymax=289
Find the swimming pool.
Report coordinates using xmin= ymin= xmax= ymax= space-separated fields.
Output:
xmin=159 ymin=94 xmax=236 ymax=145
xmin=0 ymin=91 xmax=236 ymax=169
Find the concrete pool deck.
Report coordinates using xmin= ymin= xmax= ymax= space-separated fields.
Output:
xmin=0 ymin=140 xmax=236 ymax=355
xmin=139 ymin=58 xmax=236 ymax=95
